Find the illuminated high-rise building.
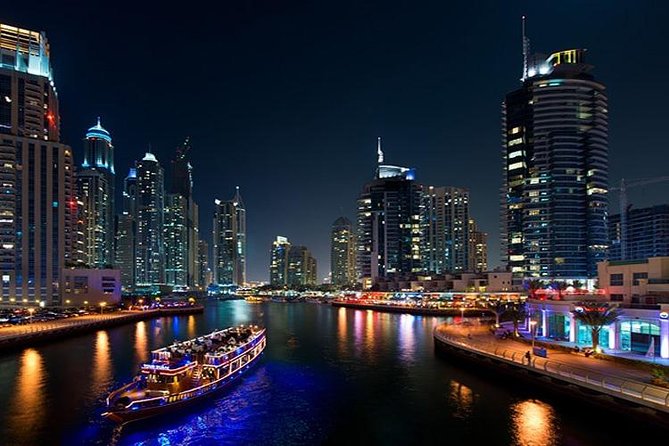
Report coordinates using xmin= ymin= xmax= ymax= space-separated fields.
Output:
xmin=166 ymin=138 xmax=199 ymax=288
xmin=269 ymin=236 xmax=290 ymax=286
xmin=77 ymin=118 xmax=115 ymax=267
xmin=0 ymin=23 xmax=75 ymax=304
xmin=288 ymin=245 xmax=317 ymax=286
xmin=212 ymin=187 xmax=246 ymax=286
xmin=421 ymin=186 xmax=470 ymax=274
xmin=115 ymin=168 xmax=137 ymax=291
xmin=502 ymin=21 xmax=608 ymax=280
xmin=356 ymin=138 xmax=421 ymax=287
xmin=164 ymin=193 xmax=188 ymax=286
xmin=330 ymin=217 xmax=355 ymax=286
xmin=467 ymin=218 xmax=488 ymax=273
xmin=135 ymin=152 xmax=165 ymax=286
xmin=197 ymin=239 xmax=210 ymax=288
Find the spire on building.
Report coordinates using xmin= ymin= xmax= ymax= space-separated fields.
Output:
xmin=521 ymin=15 xmax=531 ymax=81
xmin=377 ymin=136 xmax=384 ymax=164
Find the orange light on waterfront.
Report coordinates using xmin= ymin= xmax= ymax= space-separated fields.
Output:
xmin=134 ymin=321 xmax=148 ymax=364
xmin=449 ymin=380 xmax=474 ymax=418
xmin=510 ymin=400 xmax=557 ymax=446
xmin=92 ymin=331 xmax=112 ymax=393
xmin=11 ymin=349 xmax=45 ymax=442
xmin=187 ymin=315 xmax=196 ymax=339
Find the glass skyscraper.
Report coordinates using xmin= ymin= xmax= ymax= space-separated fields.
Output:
xmin=609 ymin=205 xmax=669 ymax=261
xmin=77 ymin=118 xmax=115 ymax=268
xmin=212 ymin=187 xmax=246 ymax=286
xmin=356 ymin=139 xmax=421 ymax=287
xmin=0 ymin=23 xmax=75 ymax=304
xmin=330 ymin=217 xmax=355 ymax=286
xmin=135 ymin=152 xmax=165 ymax=286
xmin=502 ymin=44 xmax=608 ymax=280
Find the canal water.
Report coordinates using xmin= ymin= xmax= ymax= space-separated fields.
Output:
xmin=0 ymin=300 xmax=664 ymax=445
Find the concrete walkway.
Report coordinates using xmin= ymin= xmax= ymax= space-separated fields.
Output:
xmin=437 ymin=322 xmax=656 ymax=383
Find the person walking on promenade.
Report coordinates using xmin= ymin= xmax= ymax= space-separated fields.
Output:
xmin=524 ymin=350 xmax=531 ymax=365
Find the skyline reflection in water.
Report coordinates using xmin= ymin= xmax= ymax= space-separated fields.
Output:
xmin=0 ymin=301 xmax=664 ymax=445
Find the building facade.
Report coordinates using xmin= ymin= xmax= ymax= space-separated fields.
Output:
xmin=330 ymin=217 xmax=355 ymax=286
xmin=597 ymin=257 xmax=669 ymax=305
xmin=212 ymin=187 xmax=246 ymax=286
xmin=164 ymin=193 xmax=188 ymax=287
xmin=270 ymin=236 xmax=290 ymax=286
xmin=609 ymin=205 xmax=669 ymax=262
xmin=421 ymin=186 xmax=470 ymax=274
xmin=0 ymin=23 xmax=75 ymax=304
xmin=356 ymin=139 xmax=421 ymax=288
xmin=467 ymin=218 xmax=488 ymax=273
xmin=287 ymin=245 xmax=317 ymax=286
xmin=502 ymin=46 xmax=608 ymax=280
xmin=61 ymin=268 xmax=121 ymax=307
xmin=197 ymin=239 xmax=210 ymax=288
xmin=77 ymin=118 xmax=115 ymax=268
xmin=166 ymin=139 xmax=200 ymax=289
xmin=115 ymin=168 xmax=137 ymax=291
xmin=135 ymin=153 xmax=165 ymax=286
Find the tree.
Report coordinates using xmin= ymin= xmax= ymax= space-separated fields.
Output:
xmin=489 ymin=299 xmax=507 ymax=327
xmin=550 ymin=281 xmax=569 ymax=300
xmin=525 ymin=279 xmax=544 ymax=299
xmin=571 ymin=279 xmax=584 ymax=290
xmin=571 ymin=302 xmax=623 ymax=353
xmin=503 ymin=302 xmax=527 ymax=337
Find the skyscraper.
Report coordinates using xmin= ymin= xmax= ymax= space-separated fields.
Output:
xmin=135 ymin=152 xmax=165 ymax=286
xmin=501 ymin=22 xmax=608 ymax=280
xmin=115 ymin=168 xmax=137 ymax=291
xmin=421 ymin=186 xmax=470 ymax=274
xmin=212 ymin=187 xmax=246 ymax=286
xmin=77 ymin=118 xmax=115 ymax=267
xmin=287 ymin=245 xmax=317 ymax=286
xmin=330 ymin=217 xmax=355 ymax=286
xmin=270 ymin=236 xmax=290 ymax=286
xmin=467 ymin=218 xmax=488 ymax=273
xmin=164 ymin=194 xmax=188 ymax=286
xmin=197 ymin=239 xmax=210 ymax=288
xmin=609 ymin=205 xmax=669 ymax=261
xmin=0 ymin=23 xmax=75 ymax=304
xmin=356 ymin=138 xmax=421 ymax=287
xmin=166 ymin=138 xmax=199 ymax=289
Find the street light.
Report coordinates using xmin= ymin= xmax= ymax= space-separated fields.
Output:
xmin=460 ymin=306 xmax=465 ymax=321
xmin=100 ymin=302 xmax=107 ymax=314
xmin=530 ymin=320 xmax=537 ymax=354
xmin=28 ymin=307 xmax=34 ymax=324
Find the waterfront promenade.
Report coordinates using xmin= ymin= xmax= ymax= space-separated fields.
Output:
xmin=434 ymin=322 xmax=669 ymax=422
xmin=332 ymin=300 xmax=492 ymax=317
xmin=0 ymin=306 xmax=203 ymax=353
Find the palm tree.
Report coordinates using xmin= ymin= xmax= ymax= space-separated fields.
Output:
xmin=571 ymin=302 xmax=623 ymax=353
xmin=551 ymin=281 xmax=569 ymax=300
xmin=571 ymin=279 xmax=584 ymax=290
xmin=503 ymin=302 xmax=527 ymax=337
xmin=525 ymin=279 xmax=544 ymax=299
xmin=489 ymin=299 xmax=507 ymax=327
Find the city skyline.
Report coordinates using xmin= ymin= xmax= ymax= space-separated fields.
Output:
xmin=4 ymin=2 xmax=669 ymax=281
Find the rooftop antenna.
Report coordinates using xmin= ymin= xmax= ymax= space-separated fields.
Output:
xmin=377 ymin=136 xmax=384 ymax=164
xmin=521 ymin=15 xmax=530 ymax=81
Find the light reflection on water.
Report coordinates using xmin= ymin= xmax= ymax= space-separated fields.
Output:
xmin=0 ymin=301 xmax=664 ymax=445
xmin=510 ymin=399 xmax=559 ymax=446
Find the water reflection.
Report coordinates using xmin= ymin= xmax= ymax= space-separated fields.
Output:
xmin=364 ymin=310 xmax=376 ymax=352
xmin=187 ymin=315 xmax=196 ymax=339
xmin=397 ymin=314 xmax=416 ymax=363
xmin=510 ymin=399 xmax=558 ymax=446
xmin=11 ymin=349 xmax=45 ymax=442
xmin=92 ymin=330 xmax=112 ymax=393
xmin=337 ymin=307 xmax=347 ymax=355
xmin=134 ymin=321 xmax=148 ymax=364
xmin=449 ymin=380 xmax=474 ymax=419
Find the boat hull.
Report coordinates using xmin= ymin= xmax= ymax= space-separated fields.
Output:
xmin=103 ymin=350 xmax=264 ymax=425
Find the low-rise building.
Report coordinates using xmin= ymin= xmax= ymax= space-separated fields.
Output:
xmin=61 ymin=268 xmax=121 ymax=307
xmin=597 ymin=257 xmax=669 ymax=305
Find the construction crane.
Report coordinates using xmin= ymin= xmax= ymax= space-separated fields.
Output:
xmin=610 ymin=176 xmax=669 ymax=260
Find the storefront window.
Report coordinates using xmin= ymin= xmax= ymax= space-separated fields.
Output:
xmin=619 ymin=320 xmax=660 ymax=355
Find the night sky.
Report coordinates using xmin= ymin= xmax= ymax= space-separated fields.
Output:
xmin=4 ymin=1 xmax=669 ymax=282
